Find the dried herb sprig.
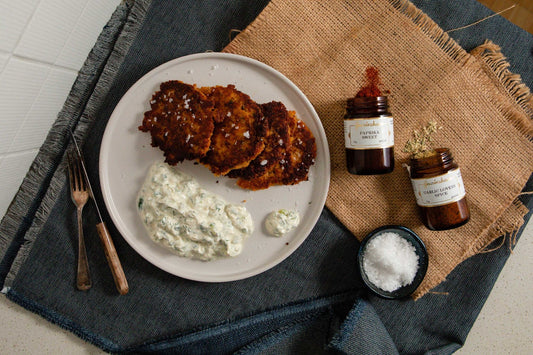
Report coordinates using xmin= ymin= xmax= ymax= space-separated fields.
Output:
xmin=403 ymin=120 xmax=442 ymax=159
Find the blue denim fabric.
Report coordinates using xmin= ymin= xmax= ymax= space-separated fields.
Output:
xmin=0 ymin=0 xmax=531 ymax=354
xmin=329 ymin=299 xmax=399 ymax=354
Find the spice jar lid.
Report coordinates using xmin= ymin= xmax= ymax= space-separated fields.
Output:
xmin=357 ymin=225 xmax=428 ymax=299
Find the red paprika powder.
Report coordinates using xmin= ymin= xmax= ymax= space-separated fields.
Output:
xmin=355 ymin=67 xmax=383 ymax=98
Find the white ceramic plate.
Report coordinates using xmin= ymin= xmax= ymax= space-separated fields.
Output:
xmin=100 ymin=52 xmax=330 ymax=282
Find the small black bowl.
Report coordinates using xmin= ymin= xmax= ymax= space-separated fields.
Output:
xmin=357 ymin=225 xmax=428 ymax=299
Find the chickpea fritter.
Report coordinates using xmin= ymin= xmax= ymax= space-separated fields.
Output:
xmin=199 ymin=85 xmax=267 ymax=176
xmin=139 ymin=81 xmax=214 ymax=165
xmin=235 ymin=110 xmax=317 ymax=190
xmin=228 ymin=101 xmax=291 ymax=180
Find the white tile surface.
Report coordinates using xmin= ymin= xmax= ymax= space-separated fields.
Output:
xmin=10 ymin=68 xmax=77 ymax=152
xmin=14 ymin=0 xmax=88 ymax=65
xmin=0 ymin=53 xmax=9 ymax=72
xmin=0 ymin=0 xmax=40 ymax=52
xmin=0 ymin=58 xmax=50 ymax=154
xmin=0 ymin=150 xmax=38 ymax=218
xmin=0 ymin=0 xmax=120 ymax=225
xmin=56 ymin=0 xmax=121 ymax=70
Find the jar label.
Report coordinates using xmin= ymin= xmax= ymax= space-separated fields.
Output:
xmin=410 ymin=168 xmax=466 ymax=207
xmin=344 ymin=116 xmax=394 ymax=149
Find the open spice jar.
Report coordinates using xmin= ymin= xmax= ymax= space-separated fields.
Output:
xmin=344 ymin=66 xmax=394 ymax=175
xmin=344 ymin=96 xmax=394 ymax=174
xmin=409 ymin=148 xmax=470 ymax=230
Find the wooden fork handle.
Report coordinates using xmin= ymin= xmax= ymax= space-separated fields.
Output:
xmin=76 ymin=207 xmax=91 ymax=291
xmin=96 ymin=222 xmax=129 ymax=295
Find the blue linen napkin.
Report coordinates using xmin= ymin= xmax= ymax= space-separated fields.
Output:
xmin=0 ymin=0 xmax=531 ymax=353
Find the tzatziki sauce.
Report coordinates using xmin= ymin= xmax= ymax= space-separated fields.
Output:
xmin=264 ymin=209 xmax=300 ymax=237
xmin=137 ymin=161 xmax=253 ymax=261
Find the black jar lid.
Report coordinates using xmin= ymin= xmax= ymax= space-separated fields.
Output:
xmin=346 ymin=96 xmax=388 ymax=114
xmin=357 ymin=225 xmax=428 ymax=299
xmin=347 ymin=95 xmax=387 ymax=106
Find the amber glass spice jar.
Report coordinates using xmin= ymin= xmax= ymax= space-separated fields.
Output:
xmin=409 ymin=148 xmax=470 ymax=230
xmin=344 ymin=96 xmax=394 ymax=175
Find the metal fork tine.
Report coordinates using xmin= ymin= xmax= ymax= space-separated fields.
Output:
xmin=67 ymin=152 xmax=74 ymax=189
xmin=76 ymin=155 xmax=84 ymax=191
xmin=71 ymin=151 xmax=82 ymax=192
xmin=69 ymin=152 xmax=79 ymax=191
xmin=70 ymin=152 xmax=77 ymax=190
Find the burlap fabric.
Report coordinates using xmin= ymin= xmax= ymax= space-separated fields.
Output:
xmin=224 ymin=0 xmax=533 ymax=299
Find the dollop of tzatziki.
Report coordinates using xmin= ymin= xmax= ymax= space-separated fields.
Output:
xmin=137 ymin=161 xmax=253 ymax=261
xmin=264 ymin=209 xmax=300 ymax=237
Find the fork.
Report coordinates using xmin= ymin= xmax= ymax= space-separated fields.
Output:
xmin=68 ymin=152 xmax=92 ymax=291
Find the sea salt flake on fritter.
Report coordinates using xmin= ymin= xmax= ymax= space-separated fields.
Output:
xmin=138 ymin=80 xmax=214 ymax=165
xmin=199 ymin=85 xmax=267 ymax=176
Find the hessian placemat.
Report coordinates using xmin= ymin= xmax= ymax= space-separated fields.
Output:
xmin=224 ymin=0 xmax=533 ymax=299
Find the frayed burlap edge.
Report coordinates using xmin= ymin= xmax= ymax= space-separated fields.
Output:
xmin=388 ymin=0 xmax=471 ymax=65
xmin=478 ymin=199 xmax=529 ymax=254
xmin=463 ymin=41 xmax=533 ymax=258
xmin=470 ymin=40 xmax=533 ymax=134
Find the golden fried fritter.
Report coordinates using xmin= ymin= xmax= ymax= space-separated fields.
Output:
xmin=228 ymin=101 xmax=290 ymax=180
xmin=199 ymin=85 xmax=267 ymax=176
xmin=138 ymin=80 xmax=214 ymax=165
xmin=236 ymin=110 xmax=317 ymax=190
xmin=280 ymin=111 xmax=317 ymax=184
